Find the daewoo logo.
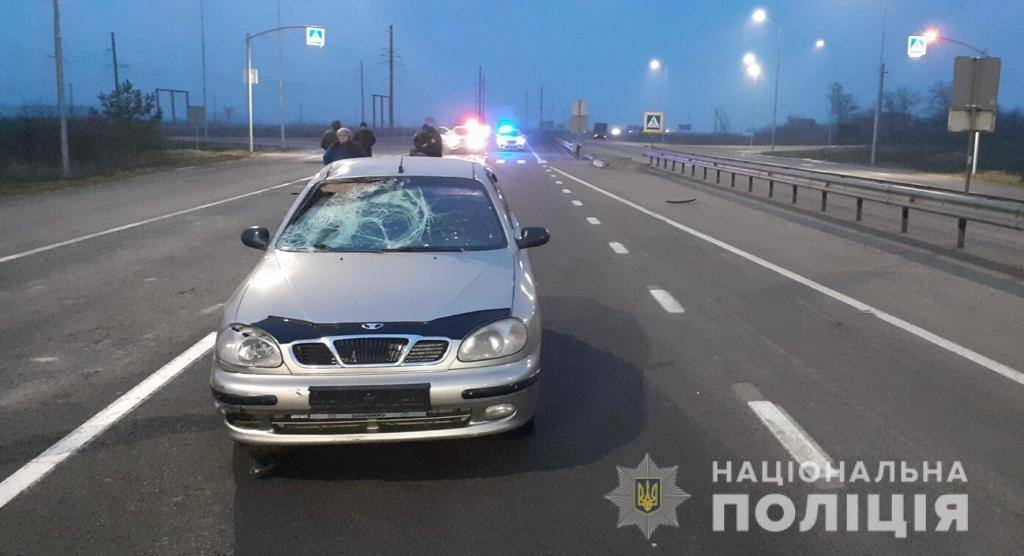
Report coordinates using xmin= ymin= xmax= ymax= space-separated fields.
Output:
xmin=361 ymin=323 xmax=384 ymax=330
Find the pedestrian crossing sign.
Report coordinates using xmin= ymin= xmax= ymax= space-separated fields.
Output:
xmin=907 ymin=35 xmax=926 ymax=58
xmin=306 ymin=26 xmax=326 ymax=48
xmin=642 ymin=112 xmax=664 ymax=133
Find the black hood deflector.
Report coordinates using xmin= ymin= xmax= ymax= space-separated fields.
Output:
xmin=251 ymin=308 xmax=512 ymax=343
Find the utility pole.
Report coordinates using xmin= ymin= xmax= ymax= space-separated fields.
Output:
xmin=538 ymin=85 xmax=543 ymax=128
xmin=53 ymin=0 xmax=70 ymax=176
xmin=277 ymin=0 xmax=285 ymax=146
xmin=110 ymin=32 xmax=120 ymax=89
xmin=387 ymin=24 xmax=395 ymax=129
xmin=360 ymin=60 xmax=365 ymax=123
xmin=199 ymin=0 xmax=208 ymax=137
xmin=870 ymin=0 xmax=888 ymax=166
xmin=524 ymin=92 xmax=529 ymax=130
xmin=476 ymin=66 xmax=485 ymax=121
xmin=68 ymin=83 xmax=74 ymax=117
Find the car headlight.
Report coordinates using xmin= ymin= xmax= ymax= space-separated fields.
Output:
xmin=216 ymin=324 xmax=283 ymax=368
xmin=458 ymin=318 xmax=527 ymax=362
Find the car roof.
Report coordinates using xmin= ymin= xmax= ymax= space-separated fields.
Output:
xmin=323 ymin=155 xmax=480 ymax=181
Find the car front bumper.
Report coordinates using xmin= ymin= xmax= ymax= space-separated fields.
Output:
xmin=210 ymin=347 xmax=540 ymax=446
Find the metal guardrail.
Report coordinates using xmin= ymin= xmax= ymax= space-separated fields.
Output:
xmin=642 ymin=149 xmax=1024 ymax=248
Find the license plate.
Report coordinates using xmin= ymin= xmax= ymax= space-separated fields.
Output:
xmin=308 ymin=384 xmax=430 ymax=414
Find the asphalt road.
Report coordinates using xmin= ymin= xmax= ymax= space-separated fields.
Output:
xmin=1 ymin=136 xmax=1022 ymax=554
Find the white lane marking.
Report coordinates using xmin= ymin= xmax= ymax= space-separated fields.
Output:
xmin=549 ymin=167 xmax=1024 ymax=388
xmin=303 ymin=155 xmax=322 ymax=161
xmin=555 ymin=180 xmax=563 ymax=185
xmin=748 ymin=400 xmax=842 ymax=483
xmin=516 ymin=159 xmax=526 ymax=165
xmin=586 ymin=217 xmax=601 ymax=225
xmin=0 ymin=332 xmax=216 ymax=510
xmin=571 ymin=200 xmax=583 ymax=206
xmin=496 ymin=159 xmax=506 ymax=164
xmin=649 ymin=288 xmax=686 ymax=313
xmin=562 ymin=189 xmax=571 ymax=194
xmin=528 ymin=147 xmax=547 ymax=164
xmin=199 ymin=302 xmax=226 ymax=316
xmin=0 ymin=177 xmax=311 ymax=264
xmin=175 ymin=166 xmax=196 ymax=172
xmin=609 ymin=242 xmax=629 ymax=254
xmin=30 ymin=357 xmax=59 ymax=363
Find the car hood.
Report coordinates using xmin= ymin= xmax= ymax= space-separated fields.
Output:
xmin=232 ymin=249 xmax=515 ymax=325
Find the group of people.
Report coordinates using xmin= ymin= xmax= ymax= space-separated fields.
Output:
xmin=321 ymin=120 xmax=377 ymax=165
xmin=320 ymin=120 xmax=447 ymax=165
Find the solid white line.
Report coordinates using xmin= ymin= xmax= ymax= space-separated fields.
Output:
xmin=586 ymin=217 xmax=601 ymax=225
xmin=555 ymin=180 xmax=564 ymax=184
xmin=0 ymin=332 xmax=217 ymax=510
xmin=571 ymin=200 xmax=583 ymax=206
xmin=549 ymin=166 xmax=1024 ymax=388
xmin=561 ymin=189 xmax=571 ymax=194
xmin=528 ymin=147 xmax=547 ymax=164
xmin=516 ymin=159 xmax=527 ymax=165
xmin=649 ymin=288 xmax=685 ymax=313
xmin=496 ymin=159 xmax=506 ymax=164
xmin=609 ymin=242 xmax=629 ymax=254
xmin=748 ymin=401 xmax=842 ymax=483
xmin=0 ymin=177 xmax=310 ymax=264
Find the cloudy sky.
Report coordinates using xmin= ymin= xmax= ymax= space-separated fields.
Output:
xmin=2 ymin=0 xmax=1021 ymax=132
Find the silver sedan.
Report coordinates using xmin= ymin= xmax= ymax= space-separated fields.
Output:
xmin=210 ymin=156 xmax=548 ymax=460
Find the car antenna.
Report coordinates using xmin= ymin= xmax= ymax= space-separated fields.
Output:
xmin=398 ymin=156 xmax=405 ymax=174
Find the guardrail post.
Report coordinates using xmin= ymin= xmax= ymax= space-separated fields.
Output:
xmin=900 ymin=207 xmax=909 ymax=233
xmin=671 ymin=160 xmax=676 ymax=172
xmin=820 ymin=191 xmax=828 ymax=212
xmin=747 ymin=176 xmax=753 ymax=192
xmin=691 ymin=165 xmax=695 ymax=177
xmin=716 ymin=169 xmax=721 ymax=184
xmin=791 ymin=185 xmax=798 ymax=204
xmin=768 ymin=180 xmax=774 ymax=199
xmin=702 ymin=167 xmax=707 ymax=180
xmin=957 ymin=218 xmax=967 ymax=248
xmin=648 ymin=155 xmax=653 ymax=166
xmin=855 ymin=199 xmax=863 ymax=221
xmin=730 ymin=173 xmax=736 ymax=188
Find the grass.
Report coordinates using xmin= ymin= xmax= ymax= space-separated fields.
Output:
xmin=0 ymin=149 xmax=253 ymax=197
xmin=764 ymin=144 xmax=1024 ymax=185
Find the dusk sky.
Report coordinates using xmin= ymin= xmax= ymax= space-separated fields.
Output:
xmin=3 ymin=0 xmax=1022 ymax=132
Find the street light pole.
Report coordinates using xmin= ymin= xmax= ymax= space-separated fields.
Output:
xmin=199 ymin=0 xmax=208 ymax=137
xmin=869 ymin=0 xmax=888 ymax=166
xmin=246 ymin=33 xmax=254 ymax=153
xmin=52 ymin=0 xmax=70 ymax=176
xmin=770 ymin=23 xmax=782 ymax=152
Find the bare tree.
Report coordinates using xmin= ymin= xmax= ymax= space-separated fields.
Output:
xmin=927 ymin=80 xmax=952 ymax=119
xmin=826 ymin=82 xmax=858 ymax=125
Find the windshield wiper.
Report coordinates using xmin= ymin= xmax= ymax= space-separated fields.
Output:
xmin=381 ymin=245 xmax=468 ymax=252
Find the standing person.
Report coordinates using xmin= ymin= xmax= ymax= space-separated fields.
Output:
xmin=323 ymin=128 xmax=366 ymax=165
xmin=353 ymin=122 xmax=377 ymax=157
xmin=320 ymin=120 xmax=342 ymax=151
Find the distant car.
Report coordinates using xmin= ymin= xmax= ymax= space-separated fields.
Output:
xmin=592 ymin=122 xmax=608 ymax=140
xmin=496 ymin=129 xmax=527 ymax=150
xmin=444 ymin=125 xmax=488 ymax=153
xmin=211 ymin=157 xmax=548 ymax=463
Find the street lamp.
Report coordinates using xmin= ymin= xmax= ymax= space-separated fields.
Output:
xmin=814 ymin=38 xmax=826 ymax=50
xmin=746 ymin=62 xmax=763 ymax=79
xmin=751 ymin=7 xmax=782 ymax=152
xmin=742 ymin=51 xmax=757 ymax=66
xmin=245 ymin=24 xmax=324 ymax=153
xmin=649 ymin=58 xmax=661 ymax=71
xmin=814 ymin=38 xmax=839 ymax=146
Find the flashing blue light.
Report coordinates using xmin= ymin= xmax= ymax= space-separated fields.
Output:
xmin=497 ymin=123 xmax=515 ymax=135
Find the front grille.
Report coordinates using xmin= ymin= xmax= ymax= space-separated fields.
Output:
xmin=293 ymin=342 xmax=336 ymax=365
xmin=403 ymin=340 xmax=449 ymax=363
xmin=334 ymin=337 xmax=409 ymax=365
xmin=272 ymin=412 xmax=471 ymax=434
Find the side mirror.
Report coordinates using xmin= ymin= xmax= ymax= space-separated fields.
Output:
xmin=516 ymin=226 xmax=550 ymax=249
xmin=241 ymin=226 xmax=270 ymax=250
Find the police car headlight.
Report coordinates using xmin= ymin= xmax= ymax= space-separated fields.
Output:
xmin=458 ymin=318 xmax=527 ymax=362
xmin=216 ymin=324 xmax=283 ymax=369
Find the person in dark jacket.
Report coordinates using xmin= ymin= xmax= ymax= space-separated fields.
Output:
xmin=323 ymin=128 xmax=366 ymax=165
xmin=353 ymin=122 xmax=377 ymax=157
xmin=411 ymin=124 xmax=443 ymax=157
xmin=320 ymin=120 xmax=342 ymax=150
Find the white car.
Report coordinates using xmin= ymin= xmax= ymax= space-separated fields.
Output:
xmin=496 ymin=129 xmax=527 ymax=150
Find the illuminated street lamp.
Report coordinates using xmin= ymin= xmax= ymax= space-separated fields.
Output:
xmin=814 ymin=38 xmax=839 ymax=146
xmin=742 ymin=52 xmax=757 ymax=66
xmin=649 ymin=58 xmax=662 ymax=71
xmin=746 ymin=63 xmax=763 ymax=80
xmin=751 ymin=7 xmax=782 ymax=152
xmin=815 ymin=38 xmax=826 ymax=49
